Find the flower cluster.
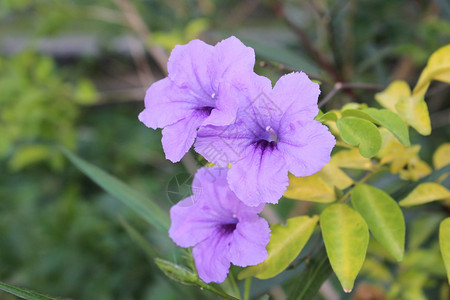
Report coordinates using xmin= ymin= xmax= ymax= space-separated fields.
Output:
xmin=139 ymin=36 xmax=335 ymax=283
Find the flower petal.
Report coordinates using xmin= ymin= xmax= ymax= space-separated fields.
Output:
xmin=138 ymin=78 xmax=197 ymax=129
xmin=229 ymin=217 xmax=270 ymax=267
xmin=168 ymin=196 xmax=217 ymax=248
xmin=278 ymin=120 xmax=335 ymax=177
xmin=193 ymin=167 xmax=265 ymax=215
xmin=212 ymin=36 xmax=256 ymax=79
xmin=202 ymin=82 xmax=239 ymax=126
xmin=161 ymin=112 xmax=207 ymax=162
xmin=193 ymin=231 xmax=232 ymax=283
xmin=195 ymin=122 xmax=253 ymax=166
xmin=228 ymin=147 xmax=289 ymax=206
xmin=271 ymin=72 xmax=320 ymax=123
xmin=167 ymin=39 xmax=215 ymax=101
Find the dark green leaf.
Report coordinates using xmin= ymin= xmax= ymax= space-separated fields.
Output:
xmin=287 ymin=246 xmax=332 ymax=300
xmin=61 ymin=147 xmax=170 ymax=232
xmin=390 ymin=164 xmax=450 ymax=200
xmin=239 ymin=38 xmax=320 ymax=77
xmin=0 ymin=281 xmax=64 ymax=300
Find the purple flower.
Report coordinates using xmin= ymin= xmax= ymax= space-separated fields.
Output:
xmin=169 ymin=166 xmax=270 ymax=283
xmin=195 ymin=72 xmax=336 ymax=206
xmin=138 ymin=36 xmax=261 ymax=162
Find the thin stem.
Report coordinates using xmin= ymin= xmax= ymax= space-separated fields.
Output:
xmin=318 ymin=82 xmax=384 ymax=108
xmin=243 ymin=277 xmax=252 ymax=300
xmin=283 ymin=14 xmax=343 ymax=83
xmin=227 ymin=272 xmax=241 ymax=299
xmin=113 ymin=0 xmax=168 ymax=74
xmin=318 ymin=82 xmax=342 ymax=108
xmin=338 ymin=165 xmax=387 ymax=202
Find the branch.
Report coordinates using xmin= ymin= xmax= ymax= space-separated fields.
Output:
xmin=113 ymin=0 xmax=168 ymax=75
xmin=283 ymin=14 xmax=343 ymax=83
xmin=318 ymin=82 xmax=383 ymax=108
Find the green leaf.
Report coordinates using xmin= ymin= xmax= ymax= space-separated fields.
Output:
xmin=74 ymin=79 xmax=98 ymax=104
xmin=0 ymin=281 xmax=64 ymax=300
xmin=440 ymin=218 xmax=450 ymax=284
xmin=316 ymin=111 xmax=338 ymax=122
xmin=399 ymin=182 xmax=450 ymax=207
xmin=155 ymin=258 xmax=238 ymax=300
xmin=342 ymin=108 xmax=410 ymax=147
xmin=337 ymin=117 xmax=382 ymax=158
xmin=61 ymin=147 xmax=170 ymax=232
xmin=360 ymin=256 xmax=393 ymax=283
xmin=238 ymin=215 xmax=319 ymax=280
xmin=320 ymin=203 xmax=369 ymax=292
xmin=402 ymin=249 xmax=447 ymax=277
xmin=351 ymin=184 xmax=405 ymax=261
xmin=409 ymin=214 xmax=445 ymax=250
xmin=287 ymin=246 xmax=332 ymax=300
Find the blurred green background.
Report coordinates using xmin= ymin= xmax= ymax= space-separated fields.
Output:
xmin=0 ymin=0 xmax=449 ymax=299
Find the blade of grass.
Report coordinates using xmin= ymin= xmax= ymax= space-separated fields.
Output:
xmin=60 ymin=147 xmax=170 ymax=232
xmin=0 ymin=281 xmax=65 ymax=300
xmin=118 ymin=216 xmax=160 ymax=259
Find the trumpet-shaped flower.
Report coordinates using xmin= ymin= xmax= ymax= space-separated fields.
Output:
xmin=169 ymin=167 xmax=270 ymax=283
xmin=138 ymin=36 xmax=260 ymax=162
xmin=195 ymin=72 xmax=336 ymax=206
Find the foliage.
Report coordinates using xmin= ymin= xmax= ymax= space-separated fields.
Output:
xmin=0 ymin=0 xmax=449 ymax=299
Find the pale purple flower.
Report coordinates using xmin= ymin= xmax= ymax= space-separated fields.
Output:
xmin=195 ymin=72 xmax=336 ymax=206
xmin=138 ymin=36 xmax=260 ymax=162
xmin=169 ymin=166 xmax=270 ymax=283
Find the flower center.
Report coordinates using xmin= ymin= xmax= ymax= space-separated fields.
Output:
xmin=265 ymin=126 xmax=278 ymax=142
xmin=197 ymin=106 xmax=215 ymax=115
xmin=219 ymin=222 xmax=237 ymax=235
xmin=253 ymin=126 xmax=278 ymax=152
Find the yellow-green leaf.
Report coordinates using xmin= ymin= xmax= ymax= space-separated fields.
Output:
xmin=439 ymin=217 xmax=450 ymax=284
xmin=330 ymin=148 xmax=372 ymax=170
xmin=399 ymin=182 xmax=450 ymax=206
xmin=413 ymin=44 xmax=450 ymax=98
xmin=375 ymin=80 xmax=410 ymax=112
xmin=375 ymin=80 xmax=431 ymax=136
xmin=238 ymin=215 xmax=319 ymax=280
xmin=317 ymin=163 xmax=353 ymax=190
xmin=284 ymin=173 xmax=335 ymax=203
xmin=395 ymin=95 xmax=431 ymax=136
xmin=9 ymin=144 xmax=53 ymax=171
xmin=351 ymin=184 xmax=405 ymax=261
xmin=337 ymin=117 xmax=382 ymax=158
xmin=320 ymin=204 xmax=369 ymax=292
xmin=433 ymin=143 xmax=450 ymax=170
